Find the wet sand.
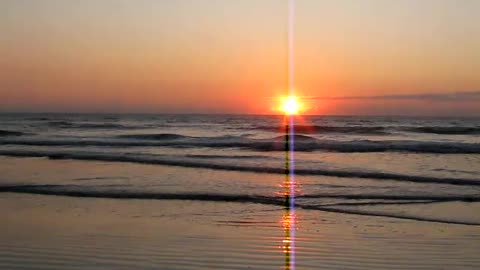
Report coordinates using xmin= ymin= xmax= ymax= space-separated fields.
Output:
xmin=2 ymin=192 xmax=480 ymax=269
xmin=1 ymin=157 xmax=480 ymax=269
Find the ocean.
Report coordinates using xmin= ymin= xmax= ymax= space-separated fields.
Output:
xmin=1 ymin=113 xmax=480 ymax=269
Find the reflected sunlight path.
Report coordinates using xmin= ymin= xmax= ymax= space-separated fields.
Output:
xmin=285 ymin=0 xmax=296 ymax=269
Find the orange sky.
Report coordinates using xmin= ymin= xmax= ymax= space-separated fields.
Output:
xmin=1 ymin=0 xmax=479 ymax=115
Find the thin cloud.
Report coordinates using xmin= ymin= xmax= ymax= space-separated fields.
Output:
xmin=304 ymin=91 xmax=480 ymax=101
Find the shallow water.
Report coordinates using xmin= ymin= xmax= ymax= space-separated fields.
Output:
xmin=1 ymin=114 xmax=480 ymax=268
xmin=2 ymin=190 xmax=480 ymax=270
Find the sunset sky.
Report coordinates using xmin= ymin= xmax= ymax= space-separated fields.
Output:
xmin=1 ymin=0 xmax=479 ymax=115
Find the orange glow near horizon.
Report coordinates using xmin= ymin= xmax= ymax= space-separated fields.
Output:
xmin=280 ymin=96 xmax=302 ymax=115
xmin=1 ymin=1 xmax=480 ymax=115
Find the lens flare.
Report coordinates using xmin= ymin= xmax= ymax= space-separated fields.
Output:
xmin=281 ymin=96 xmax=301 ymax=115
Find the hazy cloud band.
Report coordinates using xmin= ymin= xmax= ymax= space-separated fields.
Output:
xmin=304 ymin=91 xmax=480 ymax=102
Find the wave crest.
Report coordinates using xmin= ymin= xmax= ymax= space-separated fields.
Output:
xmin=257 ymin=125 xmax=388 ymax=135
xmin=2 ymin=136 xmax=480 ymax=154
xmin=1 ymin=150 xmax=480 ymax=186
xmin=254 ymin=124 xmax=480 ymax=135
xmin=117 ymin=133 xmax=188 ymax=140
xmin=47 ymin=121 xmax=132 ymax=129
xmin=0 ymin=130 xmax=25 ymax=137
xmin=1 ymin=184 xmax=478 ymax=226
xmin=407 ymin=126 xmax=480 ymax=135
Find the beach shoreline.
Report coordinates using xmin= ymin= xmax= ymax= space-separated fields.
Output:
xmin=1 ymin=156 xmax=480 ymax=269
xmin=2 ymin=192 xmax=479 ymax=270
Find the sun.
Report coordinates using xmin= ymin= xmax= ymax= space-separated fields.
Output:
xmin=281 ymin=96 xmax=301 ymax=115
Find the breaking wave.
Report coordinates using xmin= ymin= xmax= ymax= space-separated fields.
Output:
xmin=2 ymin=136 xmax=480 ymax=154
xmin=1 ymin=150 xmax=480 ymax=186
xmin=405 ymin=126 xmax=480 ymax=135
xmin=255 ymin=125 xmax=389 ymax=135
xmin=0 ymin=130 xmax=25 ymax=137
xmin=254 ymin=124 xmax=480 ymax=135
xmin=273 ymin=134 xmax=318 ymax=141
xmin=0 ymin=184 xmax=478 ymax=226
xmin=117 ymin=133 xmax=188 ymax=140
xmin=47 ymin=121 xmax=134 ymax=129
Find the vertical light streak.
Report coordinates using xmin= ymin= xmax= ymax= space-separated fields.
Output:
xmin=288 ymin=0 xmax=295 ymax=96
xmin=282 ymin=1 xmax=296 ymax=269
xmin=287 ymin=1 xmax=296 ymax=270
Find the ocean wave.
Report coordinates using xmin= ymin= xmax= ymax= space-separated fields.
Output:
xmin=273 ymin=134 xmax=318 ymax=142
xmin=1 ymin=184 xmax=478 ymax=226
xmin=185 ymin=154 xmax=267 ymax=159
xmin=0 ymin=137 xmax=251 ymax=149
xmin=0 ymin=130 xmax=25 ymax=137
xmin=117 ymin=133 xmax=188 ymax=140
xmin=255 ymin=125 xmax=389 ymax=135
xmin=1 ymin=150 xmax=480 ymax=186
xmin=300 ymin=204 xmax=480 ymax=226
xmin=300 ymin=193 xmax=480 ymax=202
xmin=405 ymin=126 xmax=480 ymax=135
xmin=27 ymin=117 xmax=50 ymax=121
xmin=0 ymin=184 xmax=280 ymax=205
xmin=47 ymin=121 xmax=134 ymax=129
xmin=2 ymin=136 xmax=479 ymax=154
xmin=289 ymin=139 xmax=480 ymax=154
xmin=253 ymin=124 xmax=480 ymax=135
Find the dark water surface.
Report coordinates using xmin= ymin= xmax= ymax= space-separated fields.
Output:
xmin=1 ymin=114 xmax=480 ymax=269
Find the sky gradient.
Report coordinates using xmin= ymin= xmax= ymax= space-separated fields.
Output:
xmin=1 ymin=0 xmax=479 ymax=115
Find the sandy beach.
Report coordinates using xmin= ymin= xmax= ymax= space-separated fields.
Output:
xmin=2 ymin=157 xmax=480 ymax=270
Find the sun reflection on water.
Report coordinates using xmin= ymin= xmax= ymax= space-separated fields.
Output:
xmin=279 ymin=114 xmax=297 ymax=270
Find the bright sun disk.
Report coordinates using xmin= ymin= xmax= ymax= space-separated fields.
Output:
xmin=281 ymin=96 xmax=301 ymax=115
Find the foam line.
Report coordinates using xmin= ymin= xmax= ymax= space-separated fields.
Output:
xmin=1 ymin=150 xmax=480 ymax=186
xmin=2 ymin=137 xmax=480 ymax=154
xmin=298 ymin=204 xmax=480 ymax=226
xmin=0 ymin=184 xmax=479 ymax=226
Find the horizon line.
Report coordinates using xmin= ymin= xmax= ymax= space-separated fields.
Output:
xmin=1 ymin=111 xmax=479 ymax=118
